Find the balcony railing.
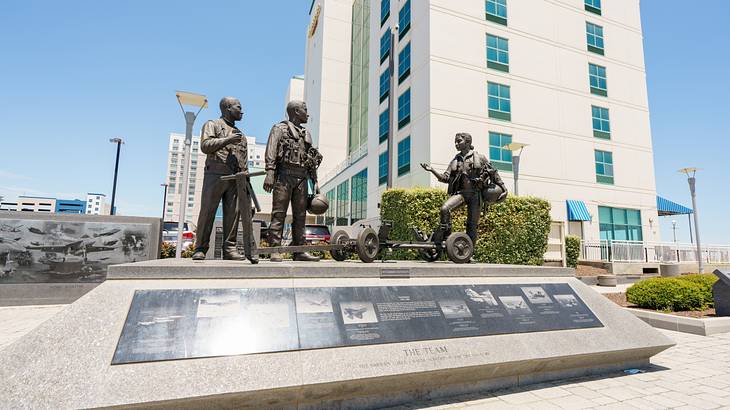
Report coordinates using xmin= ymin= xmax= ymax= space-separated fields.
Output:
xmin=322 ymin=143 xmax=368 ymax=184
xmin=581 ymin=240 xmax=730 ymax=264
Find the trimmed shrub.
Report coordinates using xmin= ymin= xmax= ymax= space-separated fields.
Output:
xmin=565 ymin=235 xmax=581 ymax=268
xmin=626 ymin=278 xmax=707 ymax=312
xmin=160 ymin=242 xmax=194 ymax=259
xmin=380 ymin=188 xmax=551 ymax=265
xmin=677 ymin=274 xmax=718 ymax=307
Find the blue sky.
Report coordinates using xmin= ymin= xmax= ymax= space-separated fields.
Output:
xmin=0 ymin=1 xmax=728 ymax=244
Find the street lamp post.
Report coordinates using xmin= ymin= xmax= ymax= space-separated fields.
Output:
xmin=502 ymin=142 xmax=528 ymax=196
xmin=174 ymin=91 xmax=207 ymax=258
xmin=160 ymin=183 xmax=168 ymax=221
xmin=679 ymin=167 xmax=703 ymax=273
xmin=671 ymin=220 xmax=677 ymax=243
xmin=109 ymin=138 xmax=124 ymax=215
xmin=386 ymin=25 xmax=399 ymax=189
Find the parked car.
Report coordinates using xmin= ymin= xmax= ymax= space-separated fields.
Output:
xmin=162 ymin=221 xmax=195 ymax=249
xmin=280 ymin=224 xmax=331 ymax=246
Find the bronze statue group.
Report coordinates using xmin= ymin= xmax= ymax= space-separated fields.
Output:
xmin=191 ymin=97 xmax=506 ymax=264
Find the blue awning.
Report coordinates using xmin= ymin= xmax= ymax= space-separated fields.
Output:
xmin=657 ymin=196 xmax=693 ymax=216
xmin=567 ymin=200 xmax=592 ymax=221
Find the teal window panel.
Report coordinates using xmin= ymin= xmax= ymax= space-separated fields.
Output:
xmin=379 ymin=108 xmax=389 ymax=143
xmin=380 ymin=29 xmax=391 ymax=64
xmin=586 ymin=22 xmax=604 ymax=54
xmin=591 ymin=105 xmax=610 ymax=138
xmin=381 ymin=0 xmax=390 ymax=26
xmin=398 ymin=0 xmax=411 ymax=39
xmin=398 ymin=42 xmax=411 ymax=83
xmin=598 ymin=205 xmax=642 ymax=241
xmin=485 ymin=0 xmax=507 ymax=25
xmin=350 ymin=168 xmax=368 ymax=223
xmin=595 ymin=149 xmax=614 ymax=184
xmin=487 ymin=34 xmax=509 ymax=72
xmin=397 ymin=136 xmax=411 ymax=176
xmin=489 ymin=132 xmax=513 ymax=172
xmin=398 ymin=88 xmax=411 ymax=129
xmin=589 ymin=63 xmax=607 ymax=96
xmin=336 ymin=180 xmax=350 ymax=226
xmin=585 ymin=0 xmax=601 ymax=15
xmin=379 ymin=151 xmax=388 ymax=185
xmin=325 ymin=189 xmax=336 ymax=226
xmin=379 ymin=69 xmax=390 ymax=103
xmin=488 ymin=82 xmax=511 ymax=121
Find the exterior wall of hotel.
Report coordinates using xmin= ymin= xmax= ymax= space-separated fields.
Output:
xmin=318 ymin=0 xmax=658 ymax=243
xmin=304 ymin=0 xmax=354 ymax=179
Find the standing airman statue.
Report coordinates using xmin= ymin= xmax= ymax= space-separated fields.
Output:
xmin=263 ymin=100 xmax=322 ymax=262
xmin=421 ymin=132 xmax=507 ymax=245
xmin=191 ymin=97 xmax=257 ymax=263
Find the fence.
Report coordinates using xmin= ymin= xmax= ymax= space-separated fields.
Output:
xmin=580 ymin=240 xmax=730 ymax=264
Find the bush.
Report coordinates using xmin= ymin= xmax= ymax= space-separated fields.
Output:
xmin=565 ymin=235 xmax=581 ymax=268
xmin=626 ymin=277 xmax=707 ymax=311
xmin=380 ymin=188 xmax=551 ymax=265
xmin=676 ymin=274 xmax=718 ymax=307
xmin=160 ymin=242 xmax=195 ymax=259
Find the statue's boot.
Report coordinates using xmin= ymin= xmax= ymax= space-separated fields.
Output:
xmin=293 ymin=252 xmax=320 ymax=262
xmin=223 ymin=250 xmax=245 ymax=261
xmin=192 ymin=251 xmax=206 ymax=261
xmin=247 ymin=254 xmax=259 ymax=264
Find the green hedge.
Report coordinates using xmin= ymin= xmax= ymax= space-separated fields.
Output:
xmin=626 ymin=278 xmax=707 ymax=311
xmin=380 ymin=188 xmax=551 ymax=265
xmin=565 ymin=235 xmax=581 ymax=268
xmin=160 ymin=242 xmax=194 ymax=259
xmin=676 ymin=274 xmax=718 ymax=307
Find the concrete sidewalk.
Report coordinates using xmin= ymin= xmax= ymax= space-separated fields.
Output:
xmin=2 ymin=304 xmax=729 ymax=409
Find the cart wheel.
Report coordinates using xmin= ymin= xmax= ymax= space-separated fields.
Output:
xmin=419 ymin=248 xmax=441 ymax=262
xmin=357 ymin=228 xmax=380 ymax=263
xmin=330 ymin=230 xmax=351 ymax=262
xmin=445 ymin=232 xmax=473 ymax=264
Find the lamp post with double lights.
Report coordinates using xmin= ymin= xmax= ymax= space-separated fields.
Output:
xmin=174 ymin=91 xmax=207 ymax=258
xmin=109 ymin=137 xmax=124 ymax=215
xmin=501 ymin=142 xmax=528 ymax=196
xmin=160 ymin=183 xmax=168 ymax=221
xmin=679 ymin=167 xmax=703 ymax=273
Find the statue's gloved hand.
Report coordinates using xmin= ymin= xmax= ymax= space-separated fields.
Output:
xmin=420 ymin=163 xmax=432 ymax=172
xmin=263 ymin=171 xmax=276 ymax=193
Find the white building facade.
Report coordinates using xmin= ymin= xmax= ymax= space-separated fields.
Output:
xmin=164 ymin=133 xmax=270 ymax=225
xmin=310 ymin=0 xmax=661 ymax=244
xmin=85 ymin=193 xmax=110 ymax=215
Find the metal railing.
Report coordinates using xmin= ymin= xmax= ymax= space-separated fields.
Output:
xmin=581 ymin=240 xmax=730 ymax=264
xmin=321 ymin=143 xmax=368 ymax=184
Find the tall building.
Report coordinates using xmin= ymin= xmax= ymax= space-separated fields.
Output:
xmin=309 ymin=0 xmax=661 ymax=243
xmin=85 ymin=193 xmax=110 ymax=215
xmin=164 ymin=133 xmax=270 ymax=225
xmin=286 ymin=75 xmax=305 ymax=106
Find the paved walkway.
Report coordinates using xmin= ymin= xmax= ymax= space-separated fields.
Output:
xmin=2 ymin=304 xmax=729 ymax=409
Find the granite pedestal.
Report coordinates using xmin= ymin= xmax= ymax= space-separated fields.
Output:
xmin=714 ymin=269 xmax=730 ymax=317
xmin=0 ymin=260 xmax=674 ymax=409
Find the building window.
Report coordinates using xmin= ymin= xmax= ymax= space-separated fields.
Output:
xmin=586 ymin=22 xmax=604 ymax=55
xmin=488 ymin=82 xmax=511 ymax=121
xmin=379 ymin=69 xmax=390 ymax=103
xmin=397 ymin=136 xmax=411 ymax=176
xmin=486 ymin=34 xmax=509 ymax=72
xmin=591 ymin=106 xmax=611 ymax=139
xmin=398 ymin=88 xmax=411 ymax=129
xmin=599 ymin=206 xmax=642 ymax=241
xmin=379 ymin=108 xmax=389 ymax=143
xmin=325 ymin=189 xmax=336 ymax=227
xmin=595 ymin=149 xmax=614 ymax=184
xmin=589 ymin=63 xmax=607 ymax=96
xmin=489 ymin=132 xmax=513 ymax=172
xmin=350 ymin=168 xmax=368 ymax=223
xmin=485 ymin=0 xmax=507 ymax=25
xmin=398 ymin=0 xmax=411 ymax=39
xmin=398 ymin=42 xmax=411 ymax=83
xmin=585 ymin=0 xmax=601 ymax=15
xmin=381 ymin=0 xmax=390 ymax=26
xmin=380 ymin=28 xmax=391 ymax=64
xmin=379 ymin=151 xmax=389 ymax=185
xmin=336 ymin=180 xmax=349 ymax=226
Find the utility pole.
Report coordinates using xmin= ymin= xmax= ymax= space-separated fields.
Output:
xmin=109 ymin=138 xmax=124 ymax=215
xmin=679 ymin=168 xmax=703 ymax=273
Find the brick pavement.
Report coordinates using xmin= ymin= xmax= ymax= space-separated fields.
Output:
xmin=1 ymin=304 xmax=729 ymax=409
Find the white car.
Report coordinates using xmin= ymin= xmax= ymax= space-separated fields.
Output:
xmin=162 ymin=221 xmax=195 ymax=249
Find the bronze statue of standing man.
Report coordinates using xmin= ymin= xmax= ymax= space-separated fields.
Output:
xmin=263 ymin=100 xmax=322 ymax=262
xmin=191 ymin=97 xmax=257 ymax=263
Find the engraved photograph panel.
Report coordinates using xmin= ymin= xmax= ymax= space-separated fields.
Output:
xmin=113 ymin=288 xmax=298 ymax=364
xmin=0 ymin=218 xmax=151 ymax=283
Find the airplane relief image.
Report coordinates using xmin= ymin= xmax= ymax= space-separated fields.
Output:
xmin=0 ymin=1 xmax=729 ymax=409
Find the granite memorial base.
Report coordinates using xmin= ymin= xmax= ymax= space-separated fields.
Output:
xmin=0 ymin=261 xmax=674 ymax=409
